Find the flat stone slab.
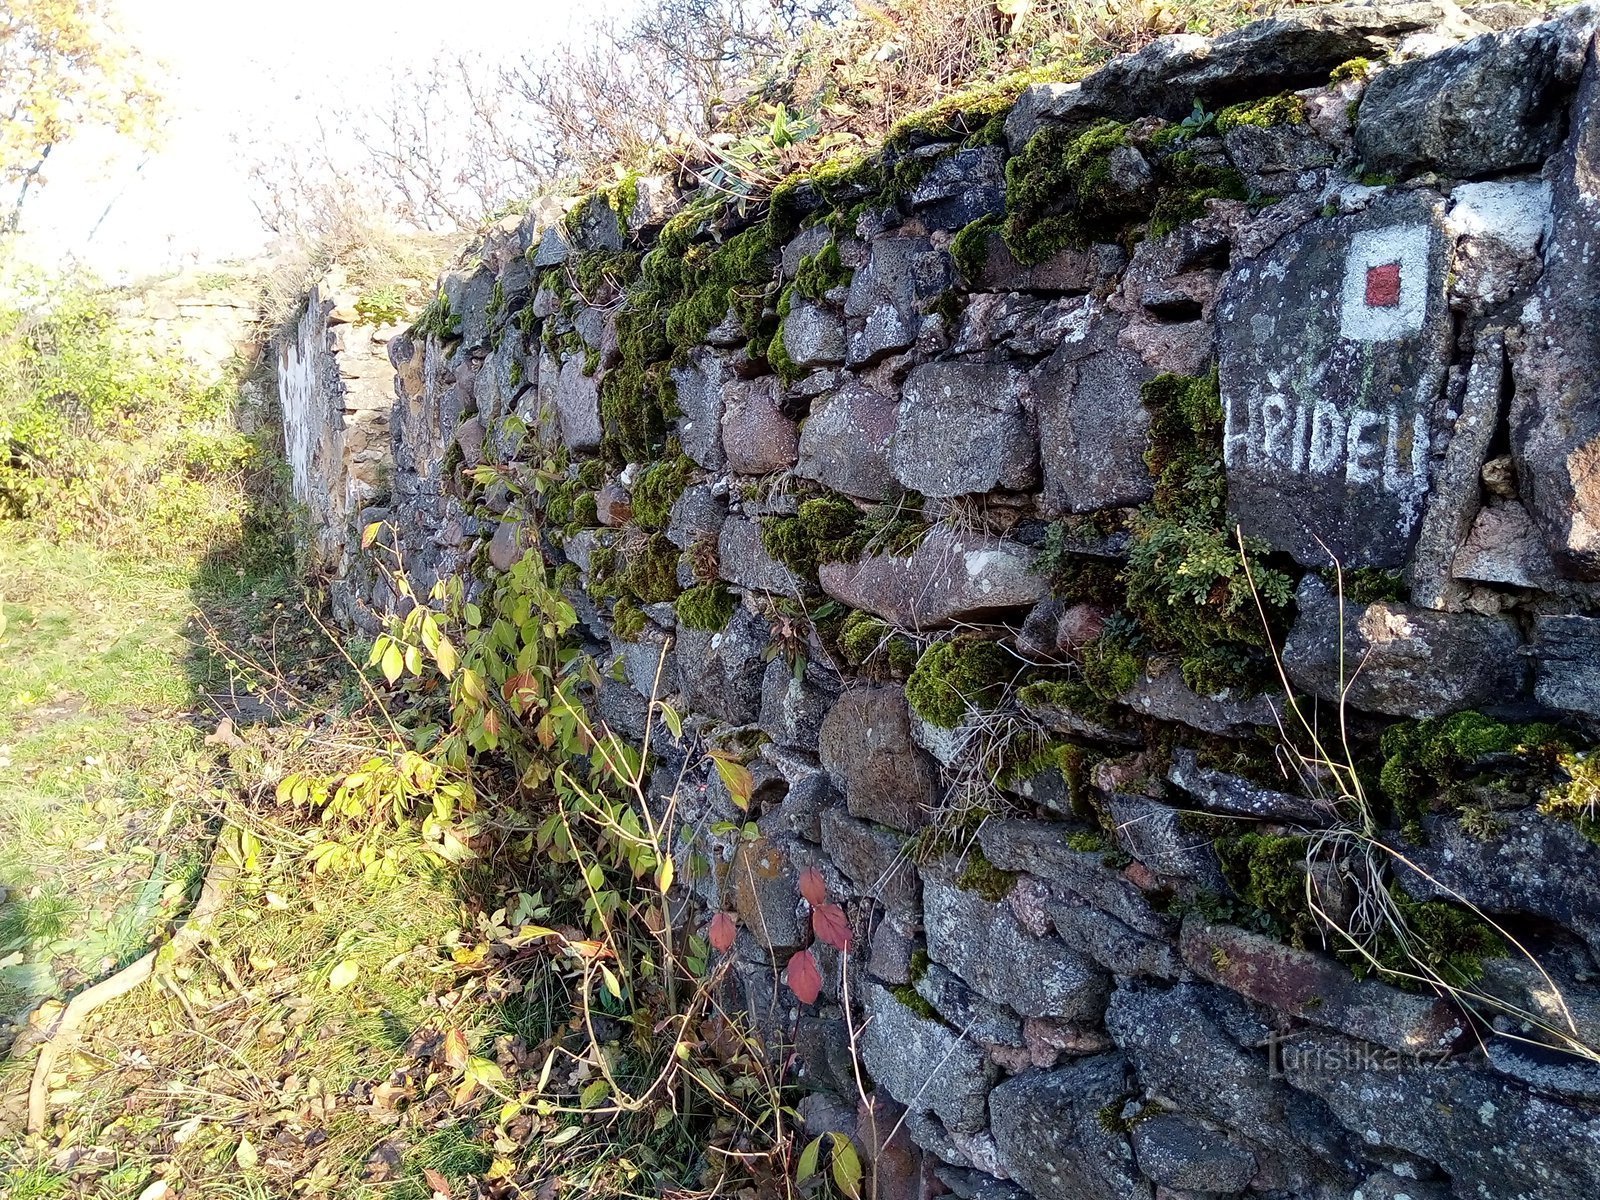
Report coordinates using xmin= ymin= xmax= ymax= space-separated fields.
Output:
xmin=818 ymin=528 xmax=1048 ymax=630
xmin=1218 ymin=194 xmax=1453 ymax=567
xmin=891 ymin=361 xmax=1037 ymax=498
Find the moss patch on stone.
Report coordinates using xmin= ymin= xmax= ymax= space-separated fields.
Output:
xmin=1003 ymin=119 xmax=1142 ymax=264
xmin=906 ymin=640 xmax=1012 ymax=728
xmin=675 ymin=582 xmax=737 ymax=632
xmin=613 ymin=598 xmax=649 ymax=641
xmin=956 ymin=846 xmax=1017 ymax=902
xmin=632 ymin=450 xmax=696 ymax=529
xmin=1214 ymin=92 xmax=1308 ymax=136
xmin=1380 ymin=711 xmax=1569 ymax=834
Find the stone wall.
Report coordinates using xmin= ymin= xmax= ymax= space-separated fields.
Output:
xmin=294 ymin=5 xmax=1600 ymax=1197
xmin=277 ymin=280 xmax=400 ymax=597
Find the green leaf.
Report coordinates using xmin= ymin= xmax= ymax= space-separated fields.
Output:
xmin=579 ymin=1078 xmax=611 ymax=1109
xmin=796 ymin=1136 xmax=822 ymax=1183
xmin=830 ymin=1134 xmax=862 ymax=1199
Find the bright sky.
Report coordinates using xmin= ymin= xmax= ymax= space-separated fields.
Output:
xmin=15 ymin=0 xmax=617 ymax=281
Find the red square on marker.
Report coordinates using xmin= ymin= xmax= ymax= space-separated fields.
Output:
xmin=1365 ymin=261 xmax=1402 ymax=308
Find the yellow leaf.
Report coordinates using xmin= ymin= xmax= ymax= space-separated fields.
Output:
xmin=443 ymin=1026 xmax=469 ymax=1071
xmin=434 ymin=636 xmax=459 ymax=678
xmin=654 ymin=857 xmax=674 ymax=895
xmin=380 ymin=643 xmax=404 ymax=684
xmin=235 ymin=1136 xmax=259 ymax=1170
xmin=327 ymin=959 xmax=360 ymax=992
xmin=362 ymin=521 xmax=383 ymax=549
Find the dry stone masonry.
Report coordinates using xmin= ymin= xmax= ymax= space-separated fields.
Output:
xmin=285 ymin=5 xmax=1600 ymax=1197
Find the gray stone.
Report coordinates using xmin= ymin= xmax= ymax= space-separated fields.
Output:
xmin=625 ymin=174 xmax=681 ymax=232
xmin=957 ymin=228 xmax=1126 ymax=293
xmin=721 ymin=377 xmax=797 ymax=475
xmin=1484 ymin=1037 xmax=1600 ymax=1100
xmin=923 ymin=869 xmax=1109 ymax=1021
xmin=1004 ymin=3 xmax=1471 ymax=150
xmin=1411 ymin=334 xmax=1505 ymax=610
xmin=989 ymin=1056 xmax=1151 ymax=1200
xmin=677 ymin=607 xmax=770 ymax=725
xmin=818 ymin=528 xmax=1048 ymax=630
xmin=454 ymin=415 xmax=485 ymax=467
xmin=1218 ymin=194 xmax=1453 ymax=568
xmin=907 ymin=147 xmax=1006 ymax=228
xmin=1113 ymin=662 xmax=1273 ymax=739
xmin=1168 ymin=748 xmax=1333 ymax=827
xmin=1391 ymin=812 xmax=1600 ymax=963
xmin=758 ymin=654 xmax=836 ymax=750
xmin=1351 ymin=1172 xmax=1451 ymax=1200
xmin=1106 ymin=793 xmax=1228 ymax=891
xmin=1531 ymin=614 xmax=1600 ymax=717
xmin=1106 ymin=980 xmax=1357 ymax=1194
xmin=781 ymin=225 xmax=833 ymax=280
xmin=440 ymin=264 xmax=499 ymax=349
xmin=665 ymin=483 xmax=726 ymax=551
xmin=761 ymin=770 xmax=835 ymax=844
xmin=1511 ymin=33 xmax=1600 ymax=578
xmin=793 ymin=377 xmax=898 ymax=500
xmin=488 ymin=518 xmax=526 ymax=572
xmin=613 ymin=627 xmax=675 ymax=701
xmin=916 ymin=962 xmax=1025 ymax=1047
xmin=844 ymin=236 xmax=944 ymax=365
xmin=531 ymin=221 xmax=573 ymax=268
xmin=891 ymin=362 xmax=1038 ymax=498
xmin=859 ymin=981 xmax=993 ymax=1133
xmin=1445 ymin=178 xmax=1552 ymax=312
xmin=730 ymin=835 xmax=804 ymax=952
xmin=717 ymin=516 xmax=807 ymax=596
xmin=934 ymin=1166 xmax=1031 ymax=1200
xmin=570 ymin=193 xmax=625 ymax=252
xmin=819 ymin=807 xmax=920 ymax=915
xmin=818 ymin=687 xmax=940 ymax=832
xmin=541 ymin=352 xmax=601 ymax=453
xmin=1280 ymin=1027 xmax=1600 ymax=1200
xmin=670 ymin=347 xmax=729 ymax=470
xmin=1453 ymin=499 xmax=1563 ymax=588
xmin=1356 ymin=9 xmax=1598 ymax=178
xmin=979 ymin=820 xmax=1173 ymax=935
xmin=1130 ymin=1114 xmax=1257 ymax=1193
xmin=781 ymin=299 xmax=846 ymax=369
xmin=1224 ymin=122 xmax=1337 ymax=194
xmin=1042 ymin=893 xmax=1183 ymax=980
xmin=1282 ymin=575 xmax=1526 ymax=717
xmin=1180 ymin=919 xmax=1465 ymax=1055
xmin=1034 ymin=303 xmax=1154 ymax=514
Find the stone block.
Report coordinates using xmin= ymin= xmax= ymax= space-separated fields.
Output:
xmin=818 ymin=528 xmax=1048 ymax=630
xmin=890 ymin=362 xmax=1038 ymax=498
xmin=860 ymin=981 xmax=994 ymax=1134
xmin=794 ymin=377 xmax=898 ymax=500
xmin=818 ymin=687 xmax=940 ymax=832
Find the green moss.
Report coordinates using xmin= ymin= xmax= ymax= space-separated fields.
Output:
xmin=908 ymin=949 xmax=930 ymax=983
xmin=759 ymin=494 xmax=870 ymax=579
xmin=1034 ymin=526 xmax=1122 ymax=605
xmin=839 ymin=611 xmax=890 ymax=667
xmin=570 ymin=491 xmax=598 ymax=529
xmin=1216 ymin=832 xmax=1316 ymax=948
xmin=613 ymin=598 xmax=649 ymax=641
xmin=1080 ymin=634 xmax=1144 ymax=703
xmin=1146 ymin=154 xmax=1249 ymax=239
xmin=905 ymin=640 xmax=1012 ymax=728
xmin=633 ymin=451 xmax=695 ymax=529
xmin=890 ymin=983 xmax=939 ymax=1021
xmin=1329 ymin=57 xmax=1374 ymax=84
xmin=956 ymin=847 xmax=1017 ymax=902
xmin=577 ymin=459 xmax=606 ymax=489
xmin=1327 ymin=566 xmax=1408 ymax=604
xmin=886 ymin=637 xmax=919 ymax=677
xmin=793 ymin=239 xmax=850 ymax=302
xmin=1380 ymin=712 xmax=1568 ymax=832
xmin=553 ymin=561 xmax=580 ymax=590
xmin=1003 ymin=119 xmax=1140 ymax=264
xmin=950 ymin=214 xmax=1000 ymax=284
xmin=413 ymin=291 xmax=461 ymax=340
xmin=1123 ymin=369 xmax=1295 ymax=693
xmin=1066 ymin=830 xmax=1110 ymax=853
xmin=1214 ymin=92 xmax=1308 ymax=136
xmin=884 ymin=62 xmax=1079 ymax=153
xmin=1542 ymin=751 xmax=1600 ymax=843
xmin=1364 ymin=889 xmax=1504 ymax=990
xmin=616 ymin=533 xmax=682 ymax=605
xmin=675 ymin=583 xmax=737 ymax=632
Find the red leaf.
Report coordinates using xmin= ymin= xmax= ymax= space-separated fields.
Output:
xmin=786 ymin=948 xmax=823 ymax=1004
xmin=812 ymin=902 xmax=852 ymax=952
xmin=708 ymin=911 xmax=738 ymax=953
xmin=798 ymin=866 xmax=828 ymax=906
xmin=423 ymin=1167 xmax=453 ymax=1199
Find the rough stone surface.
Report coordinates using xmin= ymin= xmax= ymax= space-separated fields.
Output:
xmin=1034 ymin=304 xmax=1154 ymax=514
xmin=730 ymin=836 xmax=803 ymax=951
xmin=665 ymin=484 xmax=726 ymax=550
xmin=1180 ymin=919 xmax=1464 ymax=1054
xmin=758 ymin=654 xmax=835 ymax=750
xmin=818 ymin=528 xmax=1048 ymax=630
xmin=1356 ymin=10 xmax=1598 ymax=178
xmin=1119 ymin=659 xmax=1279 ymax=735
xmin=1106 ymin=793 xmax=1228 ymax=891
xmin=907 ymin=147 xmax=1006 ymax=228
xmin=1530 ymin=614 xmax=1600 ymax=717
xmin=1129 ymin=1114 xmax=1257 ymax=1194
xmin=989 ymin=1056 xmax=1150 ymax=1200
xmin=916 ymin=962 xmax=1025 ymax=1047
xmin=818 ymin=688 xmax=940 ymax=832
xmin=671 ymin=347 xmax=729 ymax=470
xmin=891 ymin=362 xmax=1038 ymax=497
xmin=781 ymin=299 xmax=846 ymax=369
xmin=860 ymin=981 xmax=993 ymax=1133
xmin=1511 ymin=32 xmax=1600 ymax=578
xmin=1168 ymin=748 xmax=1332 ymax=826
xmin=1282 ymin=575 xmax=1526 ymax=717
xmin=819 ymin=807 xmax=920 ymax=915
xmin=677 ymin=607 xmax=769 ymax=725
xmin=923 ymin=869 xmax=1109 ymax=1021
xmin=544 ymin=353 xmax=602 ymax=452
xmin=794 ymin=377 xmax=898 ymax=500
xmin=1219 ymin=194 xmax=1453 ymax=567
xmin=721 ymin=377 xmax=798 ymax=475
xmin=718 ymin=517 xmax=807 ymax=596
xmin=845 ymin=236 xmax=945 ymax=365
